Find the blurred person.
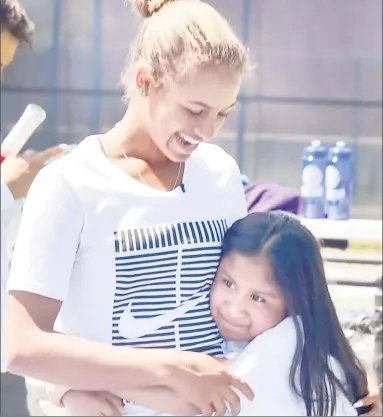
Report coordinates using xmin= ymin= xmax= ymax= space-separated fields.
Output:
xmin=1 ymin=1 xmax=67 ymax=415
xmin=1 ymin=0 xmax=67 ymax=366
xmin=0 ymin=0 xmax=32 ymax=79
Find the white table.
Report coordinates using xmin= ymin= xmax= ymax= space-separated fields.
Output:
xmin=300 ymin=218 xmax=382 ymax=243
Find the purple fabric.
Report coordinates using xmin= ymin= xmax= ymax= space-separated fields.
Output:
xmin=244 ymin=180 xmax=302 ymax=215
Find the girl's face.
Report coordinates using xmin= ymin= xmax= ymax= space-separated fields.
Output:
xmin=145 ymin=66 xmax=241 ymax=162
xmin=210 ymin=252 xmax=286 ymax=342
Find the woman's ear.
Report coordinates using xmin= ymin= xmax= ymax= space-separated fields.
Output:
xmin=135 ymin=64 xmax=152 ymax=97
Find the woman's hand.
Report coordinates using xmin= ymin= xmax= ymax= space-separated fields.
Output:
xmin=163 ymin=351 xmax=254 ymax=416
xmin=115 ymin=387 xmax=199 ymax=416
xmin=62 ymin=390 xmax=125 ymax=416
xmin=356 ymin=388 xmax=382 ymax=416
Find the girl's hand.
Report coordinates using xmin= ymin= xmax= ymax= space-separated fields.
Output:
xmin=62 ymin=390 xmax=125 ymax=416
xmin=163 ymin=351 xmax=254 ymax=416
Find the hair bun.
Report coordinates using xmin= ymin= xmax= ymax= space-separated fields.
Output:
xmin=131 ymin=0 xmax=176 ymax=19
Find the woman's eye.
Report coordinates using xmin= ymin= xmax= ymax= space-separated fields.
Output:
xmin=223 ymin=279 xmax=234 ymax=289
xmin=218 ymin=113 xmax=229 ymax=119
xmin=186 ymin=108 xmax=203 ymax=116
xmin=251 ymin=294 xmax=265 ymax=303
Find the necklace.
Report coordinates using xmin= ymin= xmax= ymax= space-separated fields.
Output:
xmin=119 ymin=145 xmax=183 ymax=191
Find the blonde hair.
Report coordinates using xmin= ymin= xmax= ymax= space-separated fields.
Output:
xmin=122 ymin=0 xmax=249 ymax=95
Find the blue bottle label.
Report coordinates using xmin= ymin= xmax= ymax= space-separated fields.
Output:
xmin=301 ymin=164 xmax=324 ymax=197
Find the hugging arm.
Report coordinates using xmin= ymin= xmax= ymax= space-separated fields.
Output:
xmin=5 ymin=167 xmax=168 ymax=392
xmin=5 ymin=166 xmax=252 ymax=415
xmin=114 ymin=387 xmax=199 ymax=415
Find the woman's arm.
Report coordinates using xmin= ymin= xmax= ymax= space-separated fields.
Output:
xmin=356 ymin=389 xmax=382 ymax=416
xmin=6 ymin=291 xmax=171 ymax=391
xmin=6 ymin=291 xmax=251 ymax=415
xmin=5 ymin=165 xmax=165 ymax=390
xmin=5 ymin=164 xmax=252 ymax=415
xmin=115 ymin=387 xmax=199 ymax=415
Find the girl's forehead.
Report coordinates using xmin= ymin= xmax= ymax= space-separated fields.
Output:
xmin=221 ymin=252 xmax=274 ymax=280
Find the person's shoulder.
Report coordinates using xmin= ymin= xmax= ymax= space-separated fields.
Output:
xmin=193 ymin=142 xmax=240 ymax=172
xmin=39 ymin=135 xmax=99 ymax=179
xmin=29 ymin=136 xmax=98 ymax=194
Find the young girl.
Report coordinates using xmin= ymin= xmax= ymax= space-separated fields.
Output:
xmin=57 ymin=211 xmax=372 ymax=416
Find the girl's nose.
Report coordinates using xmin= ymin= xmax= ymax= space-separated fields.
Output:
xmin=225 ymin=300 xmax=247 ymax=324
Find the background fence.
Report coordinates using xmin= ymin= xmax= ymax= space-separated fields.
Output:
xmin=1 ymin=0 xmax=382 ymax=218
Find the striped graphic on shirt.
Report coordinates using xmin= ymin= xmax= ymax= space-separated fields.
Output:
xmin=113 ymin=219 xmax=228 ymax=356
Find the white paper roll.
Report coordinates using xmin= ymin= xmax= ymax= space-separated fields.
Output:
xmin=1 ymin=104 xmax=46 ymax=156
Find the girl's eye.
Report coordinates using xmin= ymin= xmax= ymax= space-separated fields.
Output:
xmin=223 ymin=279 xmax=234 ymax=289
xmin=251 ymin=294 xmax=266 ymax=303
xmin=218 ymin=113 xmax=229 ymax=119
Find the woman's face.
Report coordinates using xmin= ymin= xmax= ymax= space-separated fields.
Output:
xmin=210 ymin=252 xmax=286 ymax=342
xmin=146 ymin=66 xmax=241 ymax=162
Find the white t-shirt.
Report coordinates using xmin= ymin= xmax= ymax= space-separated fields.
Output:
xmin=1 ymin=179 xmax=24 ymax=372
xmin=229 ymin=317 xmax=357 ymax=416
xmin=8 ymin=135 xmax=247 ymax=358
xmin=1 ymin=181 xmax=15 ymax=372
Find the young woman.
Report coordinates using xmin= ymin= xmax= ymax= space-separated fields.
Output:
xmin=57 ymin=212 xmax=374 ymax=416
xmin=5 ymin=0 xmax=253 ymax=415
xmin=5 ymin=1 xmax=379 ymax=415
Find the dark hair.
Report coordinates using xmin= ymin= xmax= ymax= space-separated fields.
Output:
xmin=221 ymin=211 xmax=368 ymax=416
xmin=0 ymin=0 xmax=34 ymax=45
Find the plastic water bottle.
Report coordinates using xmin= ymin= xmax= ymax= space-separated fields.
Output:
xmin=301 ymin=140 xmax=327 ymax=218
xmin=325 ymin=141 xmax=354 ymax=220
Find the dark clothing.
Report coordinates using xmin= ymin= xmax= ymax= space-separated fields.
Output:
xmin=245 ymin=180 xmax=301 ymax=214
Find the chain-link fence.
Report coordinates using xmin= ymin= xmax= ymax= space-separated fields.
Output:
xmin=1 ymin=0 xmax=382 ymax=218
xmin=1 ymin=0 xmax=382 ymax=393
xmin=342 ymin=308 xmax=382 ymax=399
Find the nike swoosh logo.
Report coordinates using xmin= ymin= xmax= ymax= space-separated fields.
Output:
xmin=118 ymin=293 xmax=208 ymax=339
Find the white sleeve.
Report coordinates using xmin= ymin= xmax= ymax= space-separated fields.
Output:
xmin=1 ymin=180 xmax=15 ymax=213
xmin=329 ymin=357 xmax=358 ymax=416
xmin=7 ymin=166 xmax=84 ymax=301
xmin=227 ymin=158 xmax=248 ymax=226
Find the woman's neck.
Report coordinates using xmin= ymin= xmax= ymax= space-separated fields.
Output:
xmin=104 ymin=104 xmax=169 ymax=167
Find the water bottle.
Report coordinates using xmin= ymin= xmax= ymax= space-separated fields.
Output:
xmin=326 ymin=141 xmax=354 ymax=220
xmin=301 ymin=140 xmax=328 ymax=218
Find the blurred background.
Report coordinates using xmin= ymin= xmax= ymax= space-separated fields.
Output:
xmin=1 ymin=0 xmax=382 ymax=219
xmin=0 ymin=1 xmax=382 ymax=415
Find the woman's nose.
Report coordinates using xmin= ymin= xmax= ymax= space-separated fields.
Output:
xmin=195 ymin=119 xmax=216 ymax=141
